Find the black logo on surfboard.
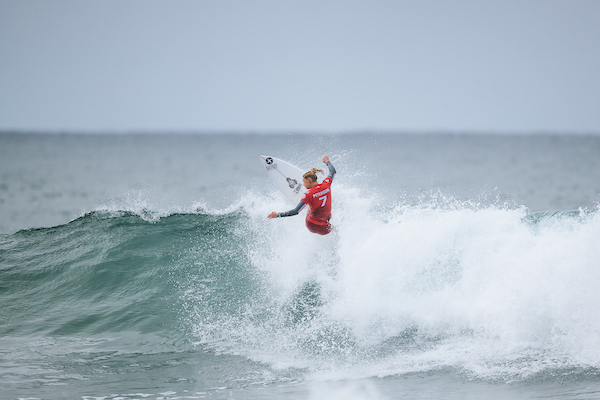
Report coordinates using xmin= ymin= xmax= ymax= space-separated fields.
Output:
xmin=265 ymin=157 xmax=273 ymax=165
xmin=286 ymin=178 xmax=298 ymax=189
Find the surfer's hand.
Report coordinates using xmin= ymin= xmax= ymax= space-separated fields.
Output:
xmin=322 ymin=155 xmax=330 ymax=164
xmin=267 ymin=212 xmax=278 ymax=219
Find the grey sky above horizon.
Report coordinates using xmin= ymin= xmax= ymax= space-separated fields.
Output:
xmin=1 ymin=0 xmax=599 ymax=134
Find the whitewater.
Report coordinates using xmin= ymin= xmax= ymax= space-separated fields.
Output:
xmin=1 ymin=133 xmax=600 ymax=399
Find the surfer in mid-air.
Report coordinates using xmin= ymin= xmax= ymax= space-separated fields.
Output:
xmin=268 ymin=155 xmax=336 ymax=235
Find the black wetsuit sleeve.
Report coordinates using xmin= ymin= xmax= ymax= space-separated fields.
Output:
xmin=278 ymin=201 xmax=307 ymax=218
xmin=326 ymin=160 xmax=336 ymax=181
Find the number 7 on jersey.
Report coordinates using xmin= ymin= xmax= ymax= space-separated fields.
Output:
xmin=319 ymin=195 xmax=327 ymax=207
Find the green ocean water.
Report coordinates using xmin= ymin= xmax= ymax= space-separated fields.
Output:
xmin=0 ymin=210 xmax=275 ymax=398
xmin=2 ymin=133 xmax=600 ymax=399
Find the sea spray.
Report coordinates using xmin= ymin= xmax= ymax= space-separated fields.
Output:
xmin=179 ymin=187 xmax=600 ymax=382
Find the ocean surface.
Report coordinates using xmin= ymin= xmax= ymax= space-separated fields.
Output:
xmin=1 ymin=132 xmax=600 ymax=400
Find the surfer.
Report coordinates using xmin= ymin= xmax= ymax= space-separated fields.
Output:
xmin=268 ymin=155 xmax=336 ymax=235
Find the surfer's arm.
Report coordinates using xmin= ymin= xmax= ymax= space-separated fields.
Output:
xmin=267 ymin=201 xmax=306 ymax=219
xmin=278 ymin=201 xmax=307 ymax=217
xmin=325 ymin=160 xmax=337 ymax=180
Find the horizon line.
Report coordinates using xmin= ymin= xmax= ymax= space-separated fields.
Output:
xmin=1 ymin=129 xmax=600 ymax=136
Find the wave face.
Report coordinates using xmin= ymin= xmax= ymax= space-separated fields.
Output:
xmin=0 ymin=209 xmax=257 ymax=340
xmin=3 ymin=192 xmax=600 ymax=389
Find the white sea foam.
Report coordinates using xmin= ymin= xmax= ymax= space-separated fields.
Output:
xmin=214 ymin=183 xmax=600 ymax=382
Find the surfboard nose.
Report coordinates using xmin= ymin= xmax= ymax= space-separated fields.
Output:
xmin=260 ymin=155 xmax=274 ymax=165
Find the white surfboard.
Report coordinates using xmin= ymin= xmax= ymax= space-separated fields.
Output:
xmin=259 ymin=155 xmax=306 ymax=204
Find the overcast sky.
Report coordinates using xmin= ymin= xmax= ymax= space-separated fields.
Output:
xmin=1 ymin=0 xmax=599 ymax=133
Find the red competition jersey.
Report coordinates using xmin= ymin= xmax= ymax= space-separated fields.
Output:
xmin=301 ymin=177 xmax=332 ymax=225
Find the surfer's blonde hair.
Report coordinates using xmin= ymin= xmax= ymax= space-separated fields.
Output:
xmin=303 ymin=168 xmax=324 ymax=183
